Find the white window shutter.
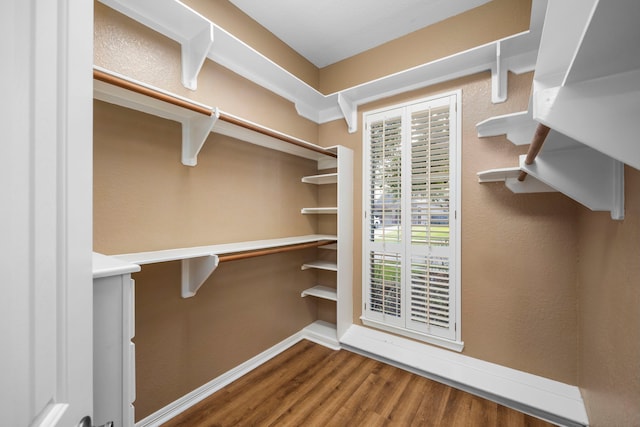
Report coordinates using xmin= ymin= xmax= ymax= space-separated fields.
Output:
xmin=364 ymin=93 xmax=460 ymax=347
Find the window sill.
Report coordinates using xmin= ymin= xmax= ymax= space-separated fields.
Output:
xmin=361 ymin=317 xmax=464 ymax=353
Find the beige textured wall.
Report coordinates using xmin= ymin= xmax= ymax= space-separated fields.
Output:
xmin=319 ymin=0 xmax=532 ymax=94
xmin=320 ymin=71 xmax=579 ymax=384
xmin=577 ymin=166 xmax=640 ymax=426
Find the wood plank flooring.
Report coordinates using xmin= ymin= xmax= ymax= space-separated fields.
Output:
xmin=162 ymin=340 xmax=556 ymax=427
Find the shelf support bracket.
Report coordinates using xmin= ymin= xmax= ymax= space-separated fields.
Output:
xmin=181 ymin=254 xmax=219 ymax=298
xmin=491 ymin=41 xmax=508 ymax=103
xmin=181 ymin=24 xmax=214 ymax=90
xmin=338 ymin=93 xmax=358 ymax=133
xmin=182 ymin=109 xmax=219 ymax=166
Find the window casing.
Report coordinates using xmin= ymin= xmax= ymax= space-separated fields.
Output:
xmin=362 ymin=91 xmax=463 ymax=351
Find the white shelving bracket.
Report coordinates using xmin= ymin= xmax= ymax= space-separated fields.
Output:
xmin=181 ymin=254 xmax=219 ymax=298
xmin=337 ymin=93 xmax=358 ymax=133
xmin=182 ymin=24 xmax=214 ymax=90
xmin=520 ymin=146 xmax=625 ymax=220
xmin=182 ymin=109 xmax=219 ymax=166
xmin=491 ymin=41 xmax=508 ymax=103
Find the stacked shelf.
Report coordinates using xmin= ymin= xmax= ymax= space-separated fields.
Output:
xmin=298 ymin=146 xmax=354 ymax=345
xmin=475 ymin=0 xmax=635 ymax=220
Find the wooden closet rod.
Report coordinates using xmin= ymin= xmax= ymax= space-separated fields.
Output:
xmin=94 ymin=68 xmax=337 ymax=159
xmin=93 ymin=68 xmax=213 ymax=116
xmin=217 ymin=112 xmax=338 ymax=158
xmin=217 ymin=240 xmax=336 ymax=263
xmin=518 ymin=124 xmax=551 ymax=181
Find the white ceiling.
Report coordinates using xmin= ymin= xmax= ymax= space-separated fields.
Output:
xmin=228 ymin=0 xmax=491 ymax=68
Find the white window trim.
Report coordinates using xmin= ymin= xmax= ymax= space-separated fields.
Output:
xmin=361 ymin=90 xmax=463 ymax=352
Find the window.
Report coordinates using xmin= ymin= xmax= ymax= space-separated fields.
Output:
xmin=362 ymin=92 xmax=462 ymax=351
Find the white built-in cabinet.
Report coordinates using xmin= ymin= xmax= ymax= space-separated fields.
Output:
xmin=92 ymin=66 xmax=353 ymax=422
xmin=92 ymin=252 xmax=140 ymax=427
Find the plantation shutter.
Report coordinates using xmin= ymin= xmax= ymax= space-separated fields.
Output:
xmin=366 ymin=109 xmax=404 ymax=327
xmin=405 ymin=99 xmax=455 ymax=339
xmin=364 ymin=93 xmax=458 ymax=345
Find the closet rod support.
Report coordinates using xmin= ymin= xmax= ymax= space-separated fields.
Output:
xmin=182 ymin=254 xmax=219 ymax=298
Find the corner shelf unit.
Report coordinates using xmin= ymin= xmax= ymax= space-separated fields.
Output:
xmin=97 ymin=0 xmax=548 ymax=132
xmin=475 ymin=0 xmax=637 ymax=220
xmin=299 ymin=145 xmax=354 ymax=345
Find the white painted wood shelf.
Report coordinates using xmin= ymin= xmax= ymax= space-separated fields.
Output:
xmin=93 ymin=66 xmax=336 ymax=167
xmin=115 ymin=235 xmax=336 ymax=298
xmin=475 ymin=0 xmax=634 ymax=220
xmin=301 ymin=285 xmax=337 ymax=302
xmin=301 ymin=260 xmax=338 ymax=272
xmin=301 ymin=320 xmax=340 ymax=350
xmin=301 ymin=207 xmax=338 ymax=215
xmin=97 ymin=0 xmax=548 ymax=132
xmin=477 ymin=167 xmax=556 ymax=194
xmin=114 ymin=235 xmax=334 ymax=265
xmin=301 ymin=173 xmax=338 ymax=185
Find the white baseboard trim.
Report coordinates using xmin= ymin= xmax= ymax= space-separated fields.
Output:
xmin=135 ymin=322 xmax=339 ymax=427
xmin=339 ymin=325 xmax=589 ymax=427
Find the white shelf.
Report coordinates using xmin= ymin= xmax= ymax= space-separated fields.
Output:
xmin=476 ymin=110 xmax=537 ymax=146
xmin=114 ymin=235 xmax=336 ymax=298
xmin=475 ymin=0 xmax=632 ymax=220
xmin=301 ymin=260 xmax=338 ymax=272
xmin=532 ymin=0 xmax=640 ymax=170
xmin=93 ymin=252 xmax=141 ymax=279
xmin=301 ymin=320 xmax=339 ymax=350
xmin=301 ymin=285 xmax=337 ymax=302
xmin=301 ymin=207 xmax=338 ymax=215
xmin=477 ymin=167 xmax=556 ymax=194
xmin=115 ymin=234 xmax=337 ymax=265
xmin=93 ymin=67 xmax=336 ymax=167
xmin=97 ymin=0 xmax=547 ymax=132
xmin=301 ymin=173 xmax=338 ymax=185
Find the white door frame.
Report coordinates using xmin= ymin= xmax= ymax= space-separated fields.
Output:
xmin=0 ymin=0 xmax=94 ymax=425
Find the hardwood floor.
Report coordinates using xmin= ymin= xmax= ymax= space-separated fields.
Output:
xmin=162 ymin=340 xmax=555 ymax=427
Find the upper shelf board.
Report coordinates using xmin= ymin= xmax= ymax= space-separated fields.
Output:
xmin=477 ymin=167 xmax=556 ymax=194
xmin=97 ymin=0 xmax=548 ymax=132
xmin=114 ymin=234 xmax=337 ymax=298
xmin=301 ymin=173 xmax=338 ymax=185
xmin=531 ymin=0 xmax=640 ymax=170
xmin=114 ymin=234 xmax=338 ymax=265
xmin=93 ymin=67 xmax=335 ymax=166
xmin=93 ymin=252 xmax=141 ymax=279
